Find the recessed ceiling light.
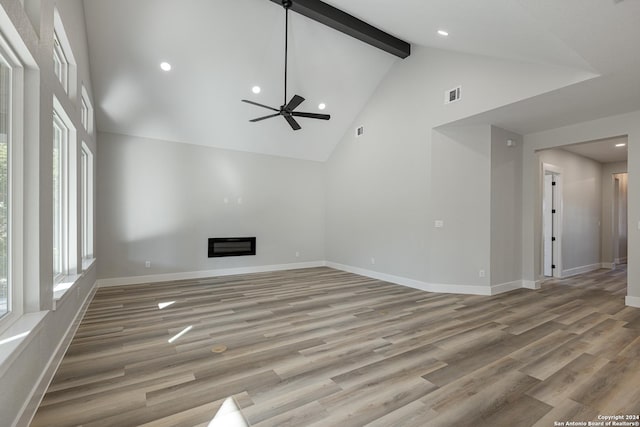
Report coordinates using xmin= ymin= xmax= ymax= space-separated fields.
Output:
xmin=318 ymin=103 xmax=326 ymax=110
xmin=615 ymin=143 xmax=627 ymax=147
xmin=252 ymin=86 xmax=261 ymax=94
xmin=160 ymin=62 xmax=172 ymax=71
xmin=437 ymin=30 xmax=449 ymax=37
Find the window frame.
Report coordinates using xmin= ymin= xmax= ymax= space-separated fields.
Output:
xmin=52 ymin=31 xmax=68 ymax=93
xmin=80 ymin=96 xmax=87 ymax=130
xmin=52 ymin=111 xmax=69 ymax=284
xmin=80 ymin=86 xmax=93 ymax=134
xmin=0 ymin=32 xmax=25 ymax=334
xmin=80 ymin=143 xmax=93 ymax=262
xmin=0 ymin=50 xmax=12 ymax=322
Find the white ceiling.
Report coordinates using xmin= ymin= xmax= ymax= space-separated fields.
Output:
xmin=561 ymin=136 xmax=628 ymax=164
xmin=83 ymin=0 xmax=640 ymax=161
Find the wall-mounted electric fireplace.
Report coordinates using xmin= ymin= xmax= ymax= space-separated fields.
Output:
xmin=208 ymin=237 xmax=256 ymax=257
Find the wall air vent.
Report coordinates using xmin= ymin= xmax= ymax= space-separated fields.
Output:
xmin=356 ymin=126 xmax=364 ymax=137
xmin=444 ymin=86 xmax=462 ymax=104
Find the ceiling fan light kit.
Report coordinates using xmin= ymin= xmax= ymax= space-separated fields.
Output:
xmin=242 ymin=0 xmax=330 ymax=131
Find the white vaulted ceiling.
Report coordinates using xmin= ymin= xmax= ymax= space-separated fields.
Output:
xmin=83 ymin=0 xmax=396 ymax=161
xmin=83 ymin=0 xmax=640 ymax=160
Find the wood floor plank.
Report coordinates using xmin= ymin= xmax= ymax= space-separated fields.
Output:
xmin=31 ymin=266 xmax=639 ymax=426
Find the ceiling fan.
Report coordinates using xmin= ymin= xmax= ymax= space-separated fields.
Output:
xmin=242 ymin=0 xmax=330 ymax=131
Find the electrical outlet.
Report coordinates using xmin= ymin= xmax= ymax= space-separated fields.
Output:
xmin=371 ymin=257 xmax=376 ymax=265
xmin=434 ymin=220 xmax=444 ymax=228
xmin=145 ymin=261 xmax=151 ymax=268
xmin=479 ymin=269 xmax=485 ymax=278
xmin=295 ymin=251 xmax=300 ymax=258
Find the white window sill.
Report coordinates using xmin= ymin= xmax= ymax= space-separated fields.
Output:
xmin=53 ymin=258 xmax=96 ymax=306
xmin=82 ymin=257 xmax=96 ymax=272
xmin=53 ymin=274 xmax=82 ymax=302
xmin=0 ymin=311 xmax=48 ymax=377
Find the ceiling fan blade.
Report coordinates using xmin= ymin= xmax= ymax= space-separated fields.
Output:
xmin=285 ymin=95 xmax=305 ymax=111
xmin=250 ymin=113 xmax=281 ymax=122
xmin=291 ymin=111 xmax=331 ymax=120
xmin=284 ymin=115 xmax=302 ymax=131
xmin=242 ymin=99 xmax=279 ymax=112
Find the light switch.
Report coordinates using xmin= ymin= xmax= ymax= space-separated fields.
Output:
xmin=434 ymin=220 xmax=444 ymax=228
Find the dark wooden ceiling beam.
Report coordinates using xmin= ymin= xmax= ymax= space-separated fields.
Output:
xmin=269 ymin=0 xmax=411 ymax=59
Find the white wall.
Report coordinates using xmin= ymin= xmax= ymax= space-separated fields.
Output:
xmin=96 ymin=132 xmax=325 ymax=281
xmin=325 ymin=45 xmax=586 ymax=288
xmin=430 ymin=125 xmax=491 ymax=287
xmin=522 ymin=110 xmax=640 ymax=306
xmin=490 ymin=126 xmax=523 ymax=286
xmin=537 ymin=148 xmax=602 ymax=276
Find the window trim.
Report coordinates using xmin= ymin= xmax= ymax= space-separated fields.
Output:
xmin=52 ymin=111 xmax=68 ymax=284
xmin=52 ymin=31 xmax=68 ymax=93
xmin=0 ymin=32 xmax=25 ymax=335
xmin=80 ymin=86 xmax=93 ymax=135
xmin=80 ymin=142 xmax=93 ymax=262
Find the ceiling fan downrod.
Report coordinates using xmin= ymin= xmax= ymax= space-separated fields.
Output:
xmin=240 ymin=0 xmax=331 ymax=131
xmin=283 ymin=0 xmax=292 ymax=106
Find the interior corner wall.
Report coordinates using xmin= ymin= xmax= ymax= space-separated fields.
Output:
xmin=601 ymin=161 xmax=628 ymax=265
xmin=96 ymin=132 xmax=325 ymax=281
xmin=490 ymin=126 xmax=523 ymax=286
xmin=522 ymin=110 xmax=640 ymax=303
xmin=430 ymin=125 xmax=492 ymax=286
xmin=537 ymin=149 xmax=602 ymax=276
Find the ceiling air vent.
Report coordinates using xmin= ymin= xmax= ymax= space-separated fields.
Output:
xmin=444 ymin=86 xmax=462 ymax=104
xmin=356 ymin=126 xmax=364 ymax=137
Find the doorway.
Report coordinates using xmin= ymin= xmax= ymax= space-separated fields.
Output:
xmin=542 ymin=164 xmax=562 ymax=278
xmin=612 ymin=173 xmax=628 ymax=268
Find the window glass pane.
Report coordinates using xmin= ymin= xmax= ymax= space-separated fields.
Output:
xmin=80 ymin=149 xmax=87 ymax=259
xmin=0 ymin=60 xmax=10 ymax=318
xmin=81 ymin=98 xmax=88 ymax=130
xmin=53 ymin=116 xmax=63 ymax=277
xmin=53 ymin=33 xmax=67 ymax=91
xmin=53 ymin=50 xmax=61 ymax=81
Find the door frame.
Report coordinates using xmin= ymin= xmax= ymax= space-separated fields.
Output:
xmin=542 ymin=163 xmax=563 ymax=278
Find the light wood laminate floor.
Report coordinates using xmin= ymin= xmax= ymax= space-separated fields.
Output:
xmin=32 ymin=266 xmax=640 ymax=427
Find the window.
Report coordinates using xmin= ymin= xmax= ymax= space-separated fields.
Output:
xmin=52 ymin=112 xmax=68 ymax=282
xmin=0 ymin=14 xmax=28 ymax=332
xmin=80 ymin=143 xmax=93 ymax=262
xmin=53 ymin=31 xmax=68 ymax=92
xmin=0 ymin=53 xmax=10 ymax=319
xmin=80 ymin=97 xmax=88 ymax=130
xmin=80 ymin=86 xmax=93 ymax=134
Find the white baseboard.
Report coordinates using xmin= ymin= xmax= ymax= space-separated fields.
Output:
xmin=626 ymin=296 xmax=640 ymax=308
xmin=96 ymin=261 xmax=327 ymax=287
xmin=15 ymin=283 xmax=98 ymax=427
xmin=561 ymin=263 xmax=602 ymax=278
xmin=601 ymin=262 xmax=615 ymax=269
xmin=326 ymin=262 xmax=493 ymax=296
xmin=490 ymin=280 xmax=523 ymax=295
xmin=522 ymin=280 xmax=541 ymax=290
